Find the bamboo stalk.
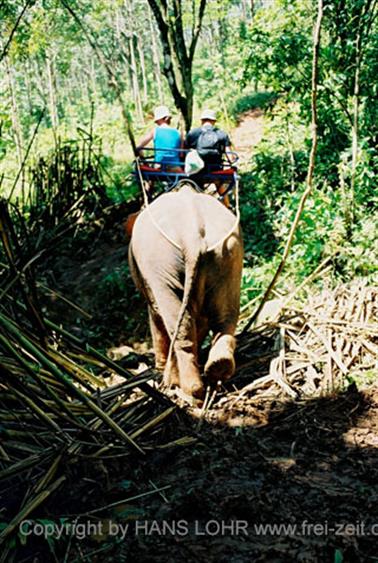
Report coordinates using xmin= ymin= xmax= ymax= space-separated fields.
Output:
xmin=33 ymin=455 xmax=62 ymax=495
xmin=129 ymin=407 xmax=175 ymax=440
xmin=0 ymin=312 xmax=144 ymax=453
xmin=0 ymin=475 xmax=66 ymax=542
xmin=0 ymin=333 xmax=84 ymax=427
xmin=36 ymin=281 xmax=92 ymax=319
xmin=81 ymin=485 xmax=172 ymax=517
xmin=0 ymin=450 xmax=54 ymax=481
xmin=46 ymin=348 xmax=105 ymax=389
xmin=6 ymin=389 xmax=63 ymax=435
xmin=0 ymin=444 xmax=10 ymax=461
xmin=37 ymin=316 xmax=169 ymax=405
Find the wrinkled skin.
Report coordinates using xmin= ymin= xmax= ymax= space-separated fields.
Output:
xmin=128 ymin=185 xmax=243 ymax=399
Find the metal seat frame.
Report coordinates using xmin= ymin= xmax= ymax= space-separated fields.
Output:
xmin=134 ymin=148 xmax=239 ymax=203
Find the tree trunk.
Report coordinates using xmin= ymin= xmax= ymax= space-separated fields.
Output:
xmin=60 ymin=0 xmax=138 ymax=154
xmin=46 ymin=53 xmax=59 ymax=134
xmin=147 ymin=0 xmax=207 ymax=131
xmin=32 ymin=58 xmax=48 ymax=106
xmin=123 ymin=0 xmax=144 ymax=123
xmin=136 ymin=34 xmax=148 ymax=104
xmin=5 ymin=57 xmax=23 ymax=168
xmin=25 ymin=59 xmax=35 ymax=117
xmin=241 ymin=0 xmax=247 ymax=20
xmin=90 ymin=54 xmax=98 ymax=101
xmin=130 ymin=34 xmax=144 ymax=123
xmin=149 ymin=8 xmax=163 ymax=102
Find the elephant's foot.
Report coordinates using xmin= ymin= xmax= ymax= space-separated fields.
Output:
xmin=162 ymin=360 xmax=180 ymax=388
xmin=205 ymin=335 xmax=236 ymax=383
xmin=174 ymin=348 xmax=205 ymax=399
xmin=179 ymin=370 xmax=205 ymax=400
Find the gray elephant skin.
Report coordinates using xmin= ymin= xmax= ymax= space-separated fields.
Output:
xmin=128 ymin=185 xmax=243 ymax=399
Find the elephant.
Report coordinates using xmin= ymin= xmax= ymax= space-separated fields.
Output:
xmin=128 ymin=184 xmax=243 ymax=399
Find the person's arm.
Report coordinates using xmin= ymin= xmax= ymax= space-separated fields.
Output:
xmin=178 ymin=131 xmax=185 ymax=161
xmin=184 ymin=131 xmax=192 ymax=149
xmin=136 ymin=130 xmax=154 ymax=157
xmin=224 ymin=133 xmax=236 ymax=164
xmin=185 ymin=129 xmax=198 ymax=150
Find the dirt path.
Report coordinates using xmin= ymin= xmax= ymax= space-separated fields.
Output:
xmin=231 ymin=108 xmax=264 ymax=167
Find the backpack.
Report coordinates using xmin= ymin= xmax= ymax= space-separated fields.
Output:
xmin=196 ymin=126 xmax=220 ymax=158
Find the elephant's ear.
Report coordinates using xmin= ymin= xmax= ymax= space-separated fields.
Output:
xmin=124 ymin=211 xmax=140 ymax=240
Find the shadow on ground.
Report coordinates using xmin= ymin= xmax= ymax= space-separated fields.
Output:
xmin=18 ymin=383 xmax=376 ymax=563
xmin=109 ymin=384 xmax=377 ymax=563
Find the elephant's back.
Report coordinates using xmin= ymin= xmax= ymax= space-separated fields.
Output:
xmin=135 ymin=188 xmax=240 ymax=250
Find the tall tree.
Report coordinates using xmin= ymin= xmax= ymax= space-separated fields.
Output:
xmin=147 ymin=0 xmax=207 ymax=130
xmin=123 ymin=0 xmax=144 ymax=123
xmin=149 ymin=6 xmax=164 ymax=103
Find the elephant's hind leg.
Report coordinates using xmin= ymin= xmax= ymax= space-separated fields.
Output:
xmin=173 ymin=313 xmax=204 ymax=399
xmin=149 ymin=311 xmax=179 ymax=387
xmin=205 ymin=306 xmax=239 ymax=384
xmin=204 ymin=260 xmax=241 ymax=384
xmin=147 ymin=282 xmax=204 ymax=399
xmin=175 ymin=344 xmax=204 ymax=399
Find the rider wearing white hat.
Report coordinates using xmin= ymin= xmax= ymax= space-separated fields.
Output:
xmin=185 ymin=109 xmax=233 ymax=206
xmin=153 ymin=105 xmax=171 ymax=122
xmin=186 ymin=108 xmax=231 ymax=167
xmin=136 ymin=105 xmax=182 ymax=166
xmin=200 ymin=109 xmax=217 ymax=121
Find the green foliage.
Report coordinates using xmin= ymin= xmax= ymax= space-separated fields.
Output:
xmin=239 ymin=170 xmax=278 ymax=263
xmin=241 ymin=0 xmax=313 ymax=97
xmin=236 ymin=0 xmax=378 ymax=300
xmin=240 ymin=258 xmax=281 ymax=309
xmin=229 ymin=91 xmax=276 ymax=119
xmin=240 ymin=100 xmax=309 ymax=266
xmin=335 ymin=214 xmax=378 ymax=283
xmin=347 ymin=368 xmax=378 ymax=389
xmin=98 ymin=264 xmax=132 ymax=301
xmin=101 ymin=157 xmax=139 ymax=204
xmin=275 ymin=186 xmax=342 ymax=275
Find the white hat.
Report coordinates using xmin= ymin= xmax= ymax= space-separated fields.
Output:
xmin=200 ymin=109 xmax=217 ymax=121
xmin=154 ymin=105 xmax=171 ymax=122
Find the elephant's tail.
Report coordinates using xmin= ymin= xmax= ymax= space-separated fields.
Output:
xmin=165 ymin=230 xmax=207 ymax=379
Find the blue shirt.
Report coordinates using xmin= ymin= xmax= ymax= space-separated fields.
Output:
xmin=154 ymin=126 xmax=181 ymax=164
